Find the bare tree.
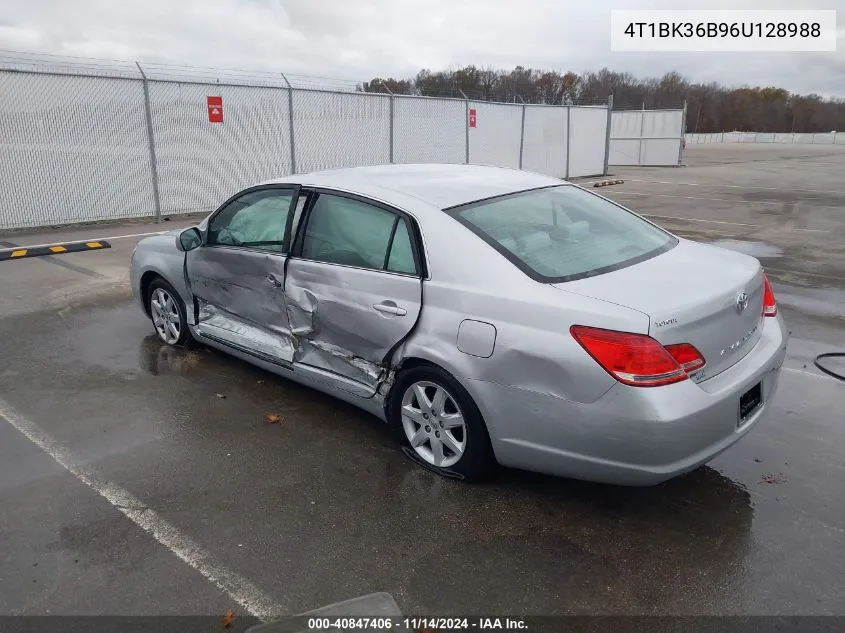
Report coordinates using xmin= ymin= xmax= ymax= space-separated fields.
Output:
xmin=359 ymin=66 xmax=845 ymax=132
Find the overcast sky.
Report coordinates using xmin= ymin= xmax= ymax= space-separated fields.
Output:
xmin=0 ymin=0 xmax=842 ymax=95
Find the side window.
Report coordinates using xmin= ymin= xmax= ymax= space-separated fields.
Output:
xmin=207 ymin=189 xmax=294 ymax=252
xmin=301 ymin=194 xmax=418 ymax=274
xmin=386 ymin=218 xmax=417 ymax=274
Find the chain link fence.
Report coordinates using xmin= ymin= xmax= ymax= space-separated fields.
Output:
xmin=609 ymin=108 xmax=686 ymax=167
xmin=468 ymin=101 xmax=523 ymax=169
xmin=0 ymin=70 xmax=156 ymax=228
xmin=0 ymin=55 xmax=619 ymax=230
xmin=685 ymin=131 xmax=845 ymax=145
xmin=392 ymin=95 xmax=467 ymax=165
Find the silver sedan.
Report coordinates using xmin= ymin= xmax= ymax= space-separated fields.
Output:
xmin=130 ymin=164 xmax=787 ymax=485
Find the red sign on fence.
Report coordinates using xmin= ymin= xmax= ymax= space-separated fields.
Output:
xmin=207 ymin=96 xmax=223 ymax=123
xmin=469 ymin=108 xmax=477 ymax=128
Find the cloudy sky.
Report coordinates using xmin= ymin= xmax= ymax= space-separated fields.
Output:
xmin=0 ymin=0 xmax=842 ymax=95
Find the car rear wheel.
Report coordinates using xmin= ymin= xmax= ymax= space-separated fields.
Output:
xmin=147 ymin=278 xmax=191 ymax=347
xmin=389 ymin=366 xmax=494 ymax=481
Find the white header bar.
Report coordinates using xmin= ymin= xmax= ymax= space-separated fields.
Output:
xmin=611 ymin=10 xmax=837 ymax=52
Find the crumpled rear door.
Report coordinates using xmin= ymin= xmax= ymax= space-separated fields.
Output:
xmin=285 ymin=190 xmax=424 ymax=393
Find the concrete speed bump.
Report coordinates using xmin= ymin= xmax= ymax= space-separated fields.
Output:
xmin=593 ymin=179 xmax=625 ymax=188
xmin=0 ymin=239 xmax=111 ymax=262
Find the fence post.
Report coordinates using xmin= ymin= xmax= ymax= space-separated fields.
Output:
xmin=637 ymin=101 xmax=645 ymax=167
xmin=135 ymin=62 xmax=162 ymax=223
xmin=388 ymin=97 xmax=395 ymax=165
xmin=565 ymin=106 xmax=572 ymax=179
xmin=677 ymin=100 xmax=687 ymax=166
xmin=378 ymin=80 xmax=394 ymax=164
xmin=460 ymin=90 xmax=469 ymax=164
xmin=518 ymin=103 xmax=526 ymax=169
xmin=389 ymin=94 xmax=395 ymax=163
xmin=603 ymin=95 xmax=613 ymax=176
xmin=281 ymin=73 xmax=297 ymax=174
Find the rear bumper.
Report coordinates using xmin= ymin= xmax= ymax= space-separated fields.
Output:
xmin=465 ymin=314 xmax=788 ymax=486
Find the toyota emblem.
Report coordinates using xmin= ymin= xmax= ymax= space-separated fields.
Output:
xmin=735 ymin=292 xmax=749 ymax=313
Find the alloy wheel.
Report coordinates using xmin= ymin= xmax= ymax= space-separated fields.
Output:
xmin=150 ymin=287 xmax=182 ymax=345
xmin=400 ymin=380 xmax=467 ymax=468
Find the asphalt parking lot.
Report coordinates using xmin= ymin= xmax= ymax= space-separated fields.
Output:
xmin=1 ymin=144 xmax=844 ymax=620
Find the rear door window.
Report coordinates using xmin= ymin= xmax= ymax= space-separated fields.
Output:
xmin=386 ymin=218 xmax=417 ymax=275
xmin=299 ymin=193 xmax=419 ymax=275
xmin=449 ymin=185 xmax=676 ymax=282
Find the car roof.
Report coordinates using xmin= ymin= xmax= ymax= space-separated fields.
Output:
xmin=265 ymin=164 xmax=565 ymax=210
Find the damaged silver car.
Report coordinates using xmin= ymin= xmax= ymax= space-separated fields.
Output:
xmin=130 ymin=164 xmax=787 ymax=485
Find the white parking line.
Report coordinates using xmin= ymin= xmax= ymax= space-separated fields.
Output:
xmin=618 ymin=208 xmax=827 ymax=233
xmin=10 ymin=231 xmax=170 ymax=250
xmin=783 ymin=367 xmax=841 ymax=383
xmin=95 ymin=231 xmax=172 ymax=241
xmin=0 ymin=397 xmax=281 ymax=621
xmin=638 ymin=214 xmax=757 ymax=228
xmin=626 ymin=179 xmax=845 ymax=196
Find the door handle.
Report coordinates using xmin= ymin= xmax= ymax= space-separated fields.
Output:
xmin=373 ymin=303 xmax=407 ymax=316
xmin=265 ymin=274 xmax=282 ymax=288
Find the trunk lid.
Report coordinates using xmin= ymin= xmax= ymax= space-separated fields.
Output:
xmin=554 ymin=238 xmax=765 ymax=381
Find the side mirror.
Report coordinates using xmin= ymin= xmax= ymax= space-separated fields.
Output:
xmin=178 ymin=227 xmax=202 ymax=252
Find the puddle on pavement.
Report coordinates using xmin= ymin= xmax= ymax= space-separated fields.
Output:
xmin=711 ymin=239 xmax=783 ymax=258
xmin=49 ymin=302 xmax=211 ymax=377
xmin=138 ymin=335 xmax=204 ymax=376
xmin=773 ymin=283 xmax=845 ymax=320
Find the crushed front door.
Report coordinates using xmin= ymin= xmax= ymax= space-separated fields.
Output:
xmin=186 ymin=186 xmax=299 ymax=364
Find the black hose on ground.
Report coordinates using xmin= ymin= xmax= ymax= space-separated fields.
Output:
xmin=814 ymin=353 xmax=845 ymax=382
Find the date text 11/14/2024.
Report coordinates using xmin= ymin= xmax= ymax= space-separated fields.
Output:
xmin=306 ymin=617 xmax=528 ymax=630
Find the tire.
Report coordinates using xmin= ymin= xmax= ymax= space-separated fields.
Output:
xmin=388 ymin=365 xmax=495 ymax=481
xmin=147 ymin=278 xmax=192 ymax=347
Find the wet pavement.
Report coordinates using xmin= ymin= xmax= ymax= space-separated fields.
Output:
xmin=1 ymin=144 xmax=845 ymax=618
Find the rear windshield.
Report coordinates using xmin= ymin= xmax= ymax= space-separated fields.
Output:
xmin=448 ymin=185 xmax=676 ymax=282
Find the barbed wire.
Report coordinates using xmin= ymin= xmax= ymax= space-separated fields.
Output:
xmin=0 ymin=50 xmax=617 ymax=106
xmin=0 ymin=50 xmax=361 ymax=91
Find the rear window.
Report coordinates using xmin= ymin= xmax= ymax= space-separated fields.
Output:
xmin=448 ymin=185 xmax=676 ymax=282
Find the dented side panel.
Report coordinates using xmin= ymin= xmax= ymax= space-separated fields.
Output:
xmin=186 ymin=247 xmax=295 ymax=363
xmin=196 ymin=300 xmax=295 ymax=362
xmin=284 ymin=258 xmax=422 ymax=391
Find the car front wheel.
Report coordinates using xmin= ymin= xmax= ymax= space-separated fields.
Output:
xmin=389 ymin=366 xmax=494 ymax=481
xmin=147 ymin=278 xmax=191 ymax=347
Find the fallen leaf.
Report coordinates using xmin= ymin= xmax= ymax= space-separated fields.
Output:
xmin=222 ymin=608 xmax=235 ymax=628
xmin=265 ymin=413 xmax=282 ymax=424
xmin=216 ymin=393 xmax=226 ymax=399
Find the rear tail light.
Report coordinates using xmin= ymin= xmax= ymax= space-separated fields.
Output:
xmin=665 ymin=343 xmax=706 ymax=372
xmin=762 ymin=273 xmax=777 ymax=317
xmin=570 ymin=325 xmax=693 ymax=388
